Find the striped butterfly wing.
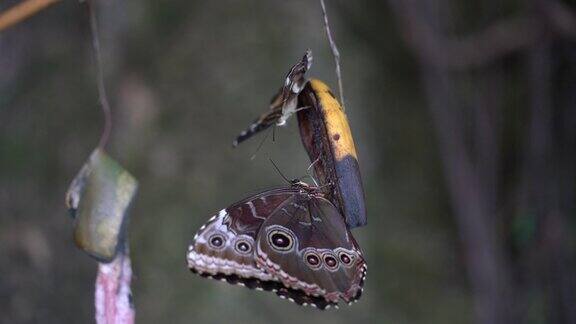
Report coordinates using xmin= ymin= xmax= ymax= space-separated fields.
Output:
xmin=187 ymin=182 xmax=366 ymax=310
xmin=256 ymin=194 xmax=366 ymax=309
xmin=187 ymin=188 xmax=297 ymax=287
xmin=233 ymin=50 xmax=312 ymax=147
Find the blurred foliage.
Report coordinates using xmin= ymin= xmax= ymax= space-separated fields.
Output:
xmin=1 ymin=0 xmax=574 ymax=323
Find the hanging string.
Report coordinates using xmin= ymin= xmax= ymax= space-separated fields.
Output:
xmin=319 ymin=0 xmax=345 ymax=111
xmin=87 ymin=0 xmax=112 ymax=149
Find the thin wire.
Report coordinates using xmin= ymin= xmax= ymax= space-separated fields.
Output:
xmin=88 ymin=1 xmax=112 ymax=149
xmin=319 ymin=0 xmax=345 ymax=111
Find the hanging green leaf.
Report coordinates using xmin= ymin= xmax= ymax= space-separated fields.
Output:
xmin=66 ymin=148 xmax=138 ymax=262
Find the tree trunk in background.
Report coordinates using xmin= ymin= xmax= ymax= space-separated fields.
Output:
xmin=387 ymin=0 xmax=576 ymax=323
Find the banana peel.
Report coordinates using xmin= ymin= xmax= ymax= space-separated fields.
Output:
xmin=297 ymin=79 xmax=367 ymax=228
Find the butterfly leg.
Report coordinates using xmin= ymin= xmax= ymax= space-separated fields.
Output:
xmin=294 ymin=105 xmax=311 ymax=113
xmin=306 ymin=157 xmax=321 ymax=186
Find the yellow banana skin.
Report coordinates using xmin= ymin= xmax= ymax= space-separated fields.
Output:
xmin=297 ymin=79 xmax=367 ymax=228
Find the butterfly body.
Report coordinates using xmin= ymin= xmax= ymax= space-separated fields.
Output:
xmin=187 ymin=180 xmax=366 ymax=309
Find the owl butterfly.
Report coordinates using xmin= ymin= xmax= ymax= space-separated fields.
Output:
xmin=187 ymin=180 xmax=366 ymax=309
xmin=232 ymin=49 xmax=313 ymax=147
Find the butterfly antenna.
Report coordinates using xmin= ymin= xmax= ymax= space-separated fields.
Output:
xmin=250 ymin=127 xmax=273 ymax=160
xmin=269 ymin=158 xmax=291 ymax=184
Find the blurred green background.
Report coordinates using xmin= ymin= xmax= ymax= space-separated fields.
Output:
xmin=1 ymin=0 xmax=575 ymax=323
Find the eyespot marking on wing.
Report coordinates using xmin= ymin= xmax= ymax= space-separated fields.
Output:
xmin=266 ymin=225 xmax=296 ymax=252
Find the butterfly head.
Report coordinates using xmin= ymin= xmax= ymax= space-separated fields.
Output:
xmin=289 ymin=179 xmax=321 ymax=195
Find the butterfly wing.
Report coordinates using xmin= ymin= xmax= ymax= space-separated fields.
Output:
xmin=187 ymin=188 xmax=298 ymax=286
xmin=232 ymin=105 xmax=283 ymax=147
xmin=255 ymin=194 xmax=366 ymax=308
xmin=233 ymin=50 xmax=312 ymax=147
xmin=282 ymin=48 xmax=313 ymax=96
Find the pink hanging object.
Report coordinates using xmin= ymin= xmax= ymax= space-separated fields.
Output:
xmin=95 ymin=250 xmax=135 ymax=324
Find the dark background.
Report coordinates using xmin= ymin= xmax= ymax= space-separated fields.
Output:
xmin=1 ymin=0 xmax=575 ymax=323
